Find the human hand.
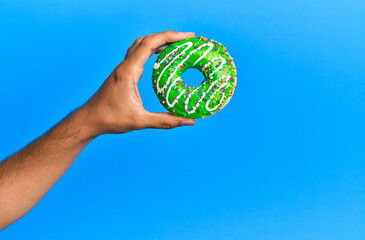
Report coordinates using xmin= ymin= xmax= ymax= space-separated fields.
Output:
xmin=0 ymin=31 xmax=198 ymax=230
xmin=81 ymin=31 xmax=196 ymax=136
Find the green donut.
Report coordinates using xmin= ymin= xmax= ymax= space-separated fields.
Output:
xmin=152 ymin=36 xmax=237 ymax=119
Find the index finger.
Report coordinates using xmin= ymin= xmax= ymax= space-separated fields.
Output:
xmin=125 ymin=31 xmax=195 ymax=67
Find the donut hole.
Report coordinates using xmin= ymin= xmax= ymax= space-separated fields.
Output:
xmin=181 ymin=68 xmax=205 ymax=88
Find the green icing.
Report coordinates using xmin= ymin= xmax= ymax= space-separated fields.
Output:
xmin=152 ymin=37 xmax=237 ymax=118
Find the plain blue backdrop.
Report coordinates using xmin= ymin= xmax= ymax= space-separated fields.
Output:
xmin=1 ymin=0 xmax=365 ymax=239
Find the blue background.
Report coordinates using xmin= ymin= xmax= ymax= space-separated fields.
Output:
xmin=1 ymin=0 xmax=365 ymax=239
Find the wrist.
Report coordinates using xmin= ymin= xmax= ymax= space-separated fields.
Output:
xmin=66 ymin=106 xmax=102 ymax=142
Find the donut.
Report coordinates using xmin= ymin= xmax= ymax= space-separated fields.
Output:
xmin=152 ymin=36 xmax=237 ymax=119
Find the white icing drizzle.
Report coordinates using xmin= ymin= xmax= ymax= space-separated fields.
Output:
xmin=166 ymin=77 xmax=186 ymax=107
xmin=203 ymin=56 xmax=226 ymax=78
xmin=155 ymin=40 xmax=231 ymax=114
xmin=192 ymin=44 xmax=214 ymax=66
xmin=153 ymin=42 xmax=192 ymax=70
xmin=184 ymin=87 xmax=202 ymax=114
xmin=155 ymin=42 xmax=193 ymax=93
xmin=165 ymin=75 xmax=231 ymax=114
xmin=205 ymin=75 xmax=230 ymax=111
xmin=156 ymin=42 xmax=213 ymax=93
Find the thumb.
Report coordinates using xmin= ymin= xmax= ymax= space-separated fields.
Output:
xmin=145 ymin=112 xmax=195 ymax=129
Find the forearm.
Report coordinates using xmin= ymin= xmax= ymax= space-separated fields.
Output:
xmin=0 ymin=31 xmax=195 ymax=231
xmin=0 ymin=106 xmax=96 ymax=230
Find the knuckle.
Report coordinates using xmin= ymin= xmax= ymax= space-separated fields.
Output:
xmin=126 ymin=47 xmax=131 ymax=55
xmin=123 ymin=114 xmax=143 ymax=131
xmin=132 ymin=112 xmax=147 ymax=130
xmin=140 ymin=36 xmax=152 ymax=48
xmin=163 ymin=30 xmax=175 ymax=35
xmin=160 ymin=120 xmax=173 ymax=129
xmin=132 ymin=37 xmax=143 ymax=45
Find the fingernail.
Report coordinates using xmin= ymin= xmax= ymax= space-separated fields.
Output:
xmin=178 ymin=32 xmax=195 ymax=38
xmin=182 ymin=120 xmax=195 ymax=126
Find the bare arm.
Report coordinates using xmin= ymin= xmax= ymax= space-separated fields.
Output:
xmin=0 ymin=31 xmax=195 ymax=230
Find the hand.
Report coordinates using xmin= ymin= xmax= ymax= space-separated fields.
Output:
xmin=0 ymin=31 xmax=197 ymax=230
xmin=82 ymin=31 xmax=196 ymax=136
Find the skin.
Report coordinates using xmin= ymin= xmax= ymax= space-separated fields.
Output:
xmin=0 ymin=31 xmax=196 ymax=230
